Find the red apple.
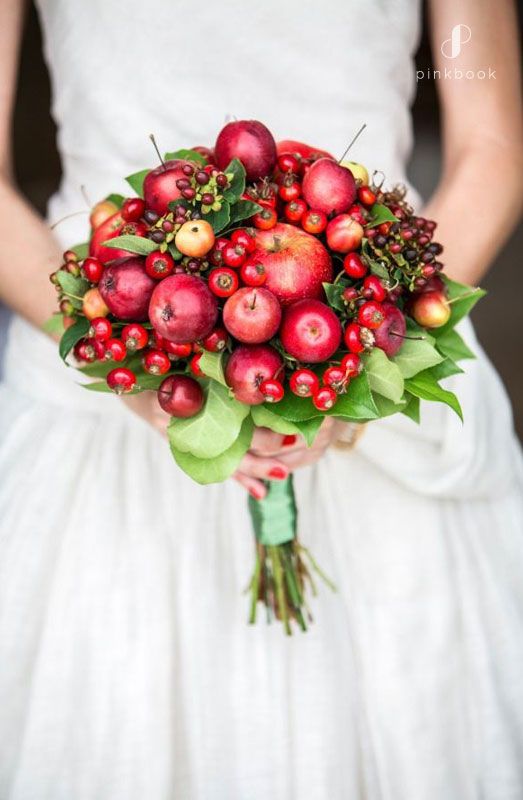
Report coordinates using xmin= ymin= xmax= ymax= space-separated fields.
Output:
xmin=276 ymin=140 xmax=334 ymax=161
xmin=214 ymin=120 xmax=277 ymax=182
xmin=251 ymin=223 xmax=332 ymax=306
xmin=148 ymin=274 xmax=218 ymax=343
xmin=225 ymin=344 xmax=283 ymax=405
xmin=411 ymin=291 xmax=451 ymax=328
xmin=302 ymin=158 xmax=356 ymax=216
xmin=280 ymin=299 xmax=342 ymax=363
xmin=143 ymin=159 xmax=192 ymax=216
xmin=326 ymin=214 xmax=364 ymax=253
xmin=89 ymin=211 xmax=132 ymax=264
xmin=415 ymin=275 xmax=445 ymax=295
xmin=223 ymin=287 xmax=281 ymax=344
xmin=99 ymin=257 xmax=156 ymax=321
xmin=373 ymin=303 xmax=406 ymax=357
xmin=158 ymin=375 xmax=204 ymax=418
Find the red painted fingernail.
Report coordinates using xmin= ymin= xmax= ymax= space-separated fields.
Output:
xmin=249 ymin=487 xmax=264 ymax=500
xmin=268 ymin=467 xmax=288 ymax=480
xmin=282 ymin=435 xmax=297 ymax=447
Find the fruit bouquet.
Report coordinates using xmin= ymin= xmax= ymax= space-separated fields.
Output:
xmin=48 ymin=120 xmax=484 ymax=634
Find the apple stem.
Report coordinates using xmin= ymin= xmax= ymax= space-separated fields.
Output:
xmin=50 ymin=210 xmax=89 ymax=230
xmin=337 ymin=123 xmax=367 ymax=164
xmin=149 ymin=133 xmax=166 ymax=170
xmin=250 ymin=289 xmax=257 ymax=310
xmin=390 ymin=331 xmax=425 ymax=340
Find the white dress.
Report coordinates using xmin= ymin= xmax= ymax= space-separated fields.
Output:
xmin=1 ymin=1 xmax=523 ymax=798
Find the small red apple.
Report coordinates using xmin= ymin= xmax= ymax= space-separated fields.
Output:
xmin=276 ymin=140 xmax=334 ymax=161
xmin=158 ymin=375 xmax=204 ymax=418
xmin=214 ymin=120 xmax=277 ymax=182
xmin=225 ymin=344 xmax=283 ymax=405
xmin=411 ymin=291 xmax=451 ymax=329
xmin=143 ymin=159 xmax=192 ymax=216
xmin=280 ymin=299 xmax=342 ymax=363
xmin=302 ymin=158 xmax=356 ymax=216
xmin=326 ymin=214 xmax=364 ymax=253
xmin=89 ymin=211 xmax=133 ymax=264
xmin=251 ymin=223 xmax=332 ymax=306
xmin=99 ymin=257 xmax=156 ymax=321
xmin=89 ymin=200 xmax=119 ymax=231
xmin=149 ymin=274 xmax=218 ymax=343
xmin=223 ymin=287 xmax=281 ymax=344
xmin=373 ymin=303 xmax=407 ymax=357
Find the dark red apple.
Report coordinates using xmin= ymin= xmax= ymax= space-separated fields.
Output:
xmin=148 ymin=274 xmax=218 ymax=343
xmin=214 ymin=120 xmax=277 ymax=182
xmin=158 ymin=375 xmax=204 ymax=418
xmin=280 ymin=300 xmax=342 ymax=363
xmin=143 ymin=159 xmax=192 ymax=216
xmin=302 ymin=158 xmax=356 ymax=216
xmin=276 ymin=140 xmax=334 ymax=161
xmin=99 ymin=257 xmax=156 ymax=321
xmin=89 ymin=211 xmax=132 ymax=264
xmin=415 ymin=275 xmax=445 ymax=295
xmin=326 ymin=214 xmax=364 ymax=253
xmin=223 ymin=287 xmax=281 ymax=344
xmin=251 ymin=223 xmax=332 ymax=306
xmin=225 ymin=344 xmax=283 ymax=405
xmin=374 ymin=303 xmax=407 ymax=357
xmin=410 ymin=291 xmax=451 ymax=329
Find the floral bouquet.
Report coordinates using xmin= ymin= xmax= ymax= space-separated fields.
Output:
xmin=48 ymin=119 xmax=484 ymax=634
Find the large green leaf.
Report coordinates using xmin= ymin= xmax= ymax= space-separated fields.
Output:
xmin=434 ymin=277 xmax=486 ymax=336
xmin=405 ymin=370 xmax=463 ymax=420
xmin=372 ymin=393 xmax=407 ymax=418
xmin=362 ymin=348 xmax=404 ymax=403
xmin=104 ymin=193 xmax=125 ymax=208
xmin=392 ymin=334 xmax=443 ymax=378
xmin=199 ymin=350 xmax=227 ymax=386
xmin=59 ymin=316 xmax=90 ymax=362
xmin=171 ymin=416 xmax=254 ymax=484
xmin=56 ymin=270 xmax=90 ymax=300
xmin=293 ymin=416 xmax=324 ymax=446
xmin=164 ymin=149 xmax=207 ymax=165
xmin=227 ymin=199 xmax=262 ymax=226
xmin=125 ymin=168 xmax=150 ymax=197
xmin=202 ymin=202 xmax=231 ymax=233
xmin=251 ymin=405 xmax=301 ymax=435
xmin=430 ymin=358 xmax=464 ymax=381
xmin=167 ymin=380 xmax=250 ymax=458
xmin=323 ymin=282 xmax=347 ymax=312
xmin=367 ymin=203 xmax=398 ymax=226
xmin=102 ymin=235 xmax=156 ymax=256
xmin=435 ymin=327 xmax=476 ymax=362
xmin=222 ymin=158 xmax=246 ymax=203
xmin=401 ymin=393 xmax=420 ymax=423
xmin=330 ymin=372 xmax=379 ymax=420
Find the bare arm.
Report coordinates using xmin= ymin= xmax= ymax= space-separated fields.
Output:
xmin=423 ymin=0 xmax=523 ymax=285
xmin=0 ymin=0 xmax=61 ymax=327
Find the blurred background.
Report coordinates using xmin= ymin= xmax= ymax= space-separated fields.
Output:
xmin=5 ymin=2 xmax=523 ymax=439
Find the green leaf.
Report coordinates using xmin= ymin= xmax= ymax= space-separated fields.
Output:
xmin=82 ymin=373 xmax=166 ymax=393
xmin=167 ymin=242 xmax=184 ymax=261
xmin=330 ymin=372 xmax=379 ymax=420
xmin=401 ymin=393 xmax=420 ymax=423
xmin=323 ymin=282 xmax=347 ymax=312
xmin=102 ymin=235 xmax=157 ymax=256
xmin=435 ymin=327 xmax=476 ymax=362
xmin=202 ymin=202 xmax=231 ymax=233
xmin=392 ymin=334 xmax=443 ymax=378
xmin=405 ymin=371 xmax=463 ymax=420
xmin=262 ymin=391 xmax=320 ymax=422
xmin=372 ymin=393 xmax=407 ymax=417
xmin=167 ymin=380 xmax=250 ymax=458
xmin=434 ymin=277 xmax=486 ymax=336
xmin=104 ymin=193 xmax=125 ymax=208
xmin=199 ymin=350 xmax=227 ymax=386
xmin=56 ymin=270 xmax=90 ymax=300
xmin=362 ymin=348 xmax=404 ymax=403
xmin=164 ymin=149 xmax=206 ymax=165
xmin=42 ymin=313 xmax=65 ymax=335
xmin=125 ymin=168 xmax=150 ymax=197
xmin=59 ymin=316 xmax=90 ymax=362
xmin=293 ymin=416 xmax=324 ymax=447
xmin=367 ymin=203 xmax=398 ymax=226
xmin=430 ymin=358 xmax=464 ymax=381
xmin=251 ymin=405 xmax=301 ymax=435
xmin=70 ymin=242 xmax=89 ymax=260
xmin=222 ymin=158 xmax=246 ymax=203
xmin=367 ymin=259 xmax=390 ymax=280
xmin=227 ymin=199 xmax=262 ymax=226
xmin=171 ymin=416 xmax=254 ymax=484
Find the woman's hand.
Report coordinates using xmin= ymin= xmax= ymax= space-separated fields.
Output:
xmin=233 ymin=418 xmax=347 ymax=499
xmin=121 ymin=392 xmax=346 ymax=498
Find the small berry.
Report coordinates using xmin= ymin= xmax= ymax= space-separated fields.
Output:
xmin=343 ymin=252 xmax=367 ymax=279
xmin=121 ymin=323 xmax=148 ymax=351
xmin=144 ymin=210 xmax=160 ymax=224
xmin=163 ymin=341 xmax=192 ymax=358
xmin=143 ymin=349 xmax=171 ymax=375
xmin=341 ymin=353 xmax=362 ymax=378
xmin=89 ymin=317 xmax=112 ymax=342
xmin=240 ymin=258 xmax=266 ymax=287
xmin=322 ymin=365 xmax=348 ymax=393
xmin=344 ymin=323 xmax=367 ymax=354
xmin=312 ymin=386 xmax=337 ymax=411
xmin=357 ymin=186 xmax=376 ymax=207
xmin=278 ymin=180 xmax=301 ymax=202
xmin=73 ymin=338 xmax=95 ymax=363
xmin=189 ymin=352 xmax=204 ymax=377
xmin=301 ymin=209 xmax=328 ymax=235
xmin=216 ymin=173 xmax=228 ymax=188
xmin=83 ymin=257 xmax=103 ymax=283
xmin=104 ymin=338 xmax=127 ymax=362
xmin=208 ymin=267 xmax=239 ymax=297
xmin=289 ymin=368 xmax=320 ymax=398
xmin=253 ymin=207 xmax=277 ymax=230
xmin=195 ymin=170 xmax=209 ymax=186
xmin=231 ymin=228 xmax=256 ymax=253
xmin=260 ymin=378 xmax=284 ymax=403
xmin=284 ymin=199 xmax=308 ymax=223
xmin=362 ymin=275 xmax=387 ymax=302
xmin=277 ymin=153 xmax=301 ymax=174
xmin=342 ymin=287 xmax=359 ymax=303
xmin=201 ymin=192 xmax=215 ymax=206
xmin=182 ymin=164 xmax=195 ymax=176
xmin=347 ymin=204 xmax=366 ymax=225
xmin=222 ymin=244 xmax=246 ymax=268
xmin=202 ymin=327 xmax=228 ymax=352
xmin=357 ymin=300 xmax=385 ymax=329
xmin=121 ymin=197 xmax=146 ymax=222
xmin=106 ymin=367 xmax=136 ymax=395
xmin=145 ymin=250 xmax=175 ymax=280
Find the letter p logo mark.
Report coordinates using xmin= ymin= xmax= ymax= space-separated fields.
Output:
xmin=441 ymin=24 xmax=472 ymax=59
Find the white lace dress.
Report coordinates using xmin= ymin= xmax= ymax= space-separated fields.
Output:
xmin=1 ymin=1 xmax=522 ymax=798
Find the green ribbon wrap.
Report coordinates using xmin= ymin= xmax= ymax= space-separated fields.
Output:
xmin=248 ymin=475 xmax=297 ymax=546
